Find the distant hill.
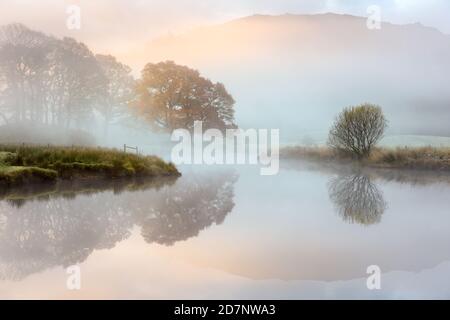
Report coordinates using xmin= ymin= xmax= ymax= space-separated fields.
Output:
xmin=139 ymin=13 xmax=450 ymax=139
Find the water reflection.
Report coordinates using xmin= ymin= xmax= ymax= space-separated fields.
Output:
xmin=0 ymin=170 xmax=238 ymax=280
xmin=328 ymin=172 xmax=387 ymax=225
xmin=282 ymin=158 xmax=450 ymax=186
xmin=0 ymin=177 xmax=176 ymax=207
xmin=133 ymin=172 xmax=237 ymax=246
xmin=281 ymin=159 xmax=450 ymax=226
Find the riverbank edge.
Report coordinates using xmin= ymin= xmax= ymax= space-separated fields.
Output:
xmin=0 ymin=145 xmax=180 ymax=188
xmin=280 ymin=146 xmax=450 ymax=171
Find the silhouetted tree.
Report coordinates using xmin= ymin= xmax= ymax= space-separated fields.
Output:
xmin=328 ymin=103 xmax=387 ymax=158
xmin=46 ymin=37 xmax=108 ymax=128
xmin=0 ymin=24 xmax=116 ymax=130
xmin=0 ymin=24 xmax=50 ymax=124
xmin=132 ymin=61 xmax=236 ymax=132
xmin=95 ymin=54 xmax=135 ymax=135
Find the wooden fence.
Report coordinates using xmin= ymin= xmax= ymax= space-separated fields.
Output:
xmin=123 ymin=144 xmax=139 ymax=155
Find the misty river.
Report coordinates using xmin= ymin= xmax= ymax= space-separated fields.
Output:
xmin=0 ymin=162 xmax=450 ymax=299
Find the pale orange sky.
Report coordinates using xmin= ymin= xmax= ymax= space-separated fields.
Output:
xmin=1 ymin=0 xmax=449 ymax=72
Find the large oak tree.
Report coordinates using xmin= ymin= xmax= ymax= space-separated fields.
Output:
xmin=132 ymin=61 xmax=236 ymax=132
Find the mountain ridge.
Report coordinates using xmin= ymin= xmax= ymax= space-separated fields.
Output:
xmin=2 ymin=14 xmax=449 ymax=138
xmin=139 ymin=13 xmax=450 ymax=137
xmin=148 ymin=13 xmax=450 ymax=46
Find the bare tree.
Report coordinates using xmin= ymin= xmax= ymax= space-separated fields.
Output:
xmin=328 ymin=103 xmax=387 ymax=158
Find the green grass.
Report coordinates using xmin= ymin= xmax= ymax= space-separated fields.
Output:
xmin=0 ymin=144 xmax=180 ymax=187
xmin=0 ymin=165 xmax=58 ymax=185
xmin=281 ymin=145 xmax=450 ymax=171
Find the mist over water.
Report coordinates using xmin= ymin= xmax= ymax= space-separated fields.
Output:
xmin=1 ymin=5 xmax=450 ymax=300
xmin=1 ymin=164 xmax=450 ymax=298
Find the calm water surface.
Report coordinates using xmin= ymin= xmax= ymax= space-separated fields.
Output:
xmin=0 ymin=162 xmax=450 ymax=299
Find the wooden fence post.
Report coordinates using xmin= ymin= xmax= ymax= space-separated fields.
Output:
xmin=123 ymin=144 xmax=139 ymax=155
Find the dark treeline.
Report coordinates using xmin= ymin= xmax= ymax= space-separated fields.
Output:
xmin=0 ymin=23 xmax=235 ymax=139
xmin=0 ymin=24 xmax=118 ymax=129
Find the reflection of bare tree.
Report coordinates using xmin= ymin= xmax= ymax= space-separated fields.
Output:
xmin=328 ymin=172 xmax=387 ymax=225
xmin=0 ymin=170 xmax=237 ymax=280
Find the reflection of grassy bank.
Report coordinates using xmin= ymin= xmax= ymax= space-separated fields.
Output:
xmin=283 ymin=157 xmax=450 ymax=226
xmin=281 ymin=146 xmax=450 ymax=171
xmin=0 ymin=175 xmax=178 ymax=205
xmin=0 ymin=145 xmax=180 ymax=187
xmin=282 ymin=158 xmax=450 ymax=186
xmin=0 ymin=164 xmax=57 ymax=185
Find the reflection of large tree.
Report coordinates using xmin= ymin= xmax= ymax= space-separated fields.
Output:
xmin=328 ymin=173 xmax=387 ymax=225
xmin=0 ymin=171 xmax=237 ymax=280
xmin=135 ymin=172 xmax=238 ymax=246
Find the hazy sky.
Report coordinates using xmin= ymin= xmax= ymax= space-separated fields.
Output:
xmin=1 ymin=0 xmax=449 ymax=62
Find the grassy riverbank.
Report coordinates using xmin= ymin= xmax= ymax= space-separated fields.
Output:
xmin=0 ymin=144 xmax=180 ymax=187
xmin=281 ymin=146 xmax=450 ymax=171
